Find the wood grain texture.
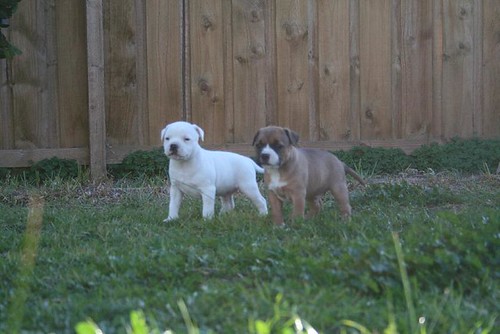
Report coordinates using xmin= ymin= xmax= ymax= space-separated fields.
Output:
xmin=87 ymin=0 xmax=107 ymax=179
xmin=231 ymin=0 xmax=268 ymax=143
xmin=1 ymin=0 xmax=500 ymax=169
xmin=189 ymin=0 xmax=226 ymax=144
xmin=442 ymin=0 xmax=475 ymax=138
xmin=317 ymin=0 xmax=350 ymax=141
xmin=276 ymin=0 xmax=310 ymax=138
xmin=359 ymin=0 xmax=392 ymax=140
xmin=482 ymin=0 xmax=500 ymax=138
xmin=10 ymin=1 xmax=59 ymax=149
xmin=104 ymin=0 xmax=139 ymax=145
xmin=400 ymin=0 xmax=433 ymax=139
xmin=0 ymin=58 xmax=14 ymax=149
xmin=349 ymin=0 xmax=361 ymax=141
xmin=57 ymin=0 xmax=89 ymax=148
xmin=146 ymin=0 xmax=183 ymax=145
xmin=432 ymin=0 xmax=444 ymax=139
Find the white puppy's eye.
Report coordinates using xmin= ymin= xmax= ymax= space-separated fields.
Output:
xmin=184 ymin=137 xmax=191 ymax=142
xmin=165 ymin=137 xmax=170 ymax=141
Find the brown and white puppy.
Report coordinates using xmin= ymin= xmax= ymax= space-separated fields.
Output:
xmin=253 ymin=126 xmax=365 ymax=225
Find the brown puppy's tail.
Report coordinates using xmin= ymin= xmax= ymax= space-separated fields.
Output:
xmin=344 ymin=164 xmax=367 ymax=186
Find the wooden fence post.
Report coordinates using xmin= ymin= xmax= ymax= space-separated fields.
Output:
xmin=86 ymin=0 xmax=106 ymax=180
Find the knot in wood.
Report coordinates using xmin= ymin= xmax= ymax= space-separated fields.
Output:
xmin=282 ymin=22 xmax=306 ymax=42
xmin=250 ymin=10 xmax=261 ymax=22
xmin=250 ymin=44 xmax=265 ymax=58
xmin=198 ymin=78 xmax=210 ymax=93
xmin=365 ymin=109 xmax=374 ymax=119
xmin=235 ymin=55 xmax=248 ymax=64
xmin=201 ymin=15 xmax=214 ymax=30
xmin=459 ymin=7 xmax=467 ymax=19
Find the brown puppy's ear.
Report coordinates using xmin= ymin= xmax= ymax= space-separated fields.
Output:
xmin=284 ymin=128 xmax=299 ymax=146
xmin=252 ymin=130 xmax=261 ymax=146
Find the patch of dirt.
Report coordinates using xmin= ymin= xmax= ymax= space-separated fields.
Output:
xmin=2 ymin=171 xmax=499 ymax=207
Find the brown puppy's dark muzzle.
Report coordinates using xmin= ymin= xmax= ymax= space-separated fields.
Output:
xmin=260 ymin=153 xmax=270 ymax=164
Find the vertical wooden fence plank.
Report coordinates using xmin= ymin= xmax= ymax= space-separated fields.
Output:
xmin=86 ymin=0 xmax=106 ymax=180
xmin=349 ymin=0 xmax=361 ymax=141
xmin=43 ymin=0 xmax=60 ymax=148
xmin=189 ymin=0 xmax=226 ymax=144
xmin=146 ymin=0 xmax=183 ymax=145
xmin=317 ymin=0 xmax=350 ymax=141
xmin=222 ymin=0 xmax=234 ymax=143
xmin=264 ymin=0 xmax=278 ymax=126
xmin=0 ymin=58 xmax=14 ymax=149
xmin=134 ymin=0 xmax=148 ymax=145
xmin=104 ymin=0 xmax=139 ymax=146
xmin=276 ymin=0 xmax=309 ymax=138
xmin=359 ymin=0 xmax=392 ymax=140
xmin=307 ymin=0 xmax=319 ymax=141
xmin=482 ymin=0 xmax=500 ymax=138
xmin=10 ymin=1 xmax=58 ymax=149
xmin=401 ymin=0 xmax=433 ymax=139
xmin=391 ymin=0 xmax=402 ymax=139
xmin=231 ymin=0 xmax=268 ymax=143
xmin=432 ymin=0 xmax=444 ymax=139
xmin=57 ymin=0 xmax=89 ymax=148
xmin=183 ymin=0 xmax=191 ymax=122
xmin=471 ymin=0 xmax=483 ymax=137
xmin=442 ymin=0 xmax=475 ymax=138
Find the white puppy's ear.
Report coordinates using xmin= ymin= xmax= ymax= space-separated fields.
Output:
xmin=193 ymin=124 xmax=205 ymax=142
xmin=160 ymin=127 xmax=168 ymax=141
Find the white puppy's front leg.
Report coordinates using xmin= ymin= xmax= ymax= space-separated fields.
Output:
xmin=200 ymin=186 xmax=216 ymax=219
xmin=165 ymin=185 xmax=182 ymax=222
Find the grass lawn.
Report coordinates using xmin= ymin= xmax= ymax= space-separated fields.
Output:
xmin=1 ymin=171 xmax=499 ymax=333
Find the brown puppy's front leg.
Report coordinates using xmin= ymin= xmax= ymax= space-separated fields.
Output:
xmin=331 ymin=183 xmax=352 ymax=217
xmin=290 ymin=192 xmax=306 ymax=221
xmin=306 ymin=196 xmax=322 ymax=218
xmin=269 ymin=191 xmax=285 ymax=225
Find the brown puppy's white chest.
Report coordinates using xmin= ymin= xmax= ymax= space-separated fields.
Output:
xmin=265 ymin=167 xmax=290 ymax=200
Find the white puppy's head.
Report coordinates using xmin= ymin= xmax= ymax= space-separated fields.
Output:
xmin=160 ymin=121 xmax=205 ymax=161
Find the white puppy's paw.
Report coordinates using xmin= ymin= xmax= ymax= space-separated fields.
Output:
xmin=163 ymin=216 xmax=177 ymax=223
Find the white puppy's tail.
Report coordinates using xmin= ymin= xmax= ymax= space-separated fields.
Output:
xmin=252 ymin=160 xmax=265 ymax=174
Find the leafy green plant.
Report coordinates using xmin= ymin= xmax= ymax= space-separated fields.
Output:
xmin=248 ymin=294 xmax=317 ymax=334
xmin=0 ymin=0 xmax=22 ymax=59
xmin=76 ymin=311 xmax=162 ymax=334
xmin=334 ymin=146 xmax=411 ymax=175
xmin=27 ymin=157 xmax=80 ymax=182
xmin=108 ymin=148 xmax=168 ymax=179
xmin=334 ymin=138 xmax=500 ymax=175
xmin=410 ymin=138 xmax=500 ymax=173
xmin=0 ymin=167 xmax=10 ymax=179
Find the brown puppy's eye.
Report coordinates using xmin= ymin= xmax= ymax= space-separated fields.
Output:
xmin=255 ymin=142 xmax=264 ymax=149
xmin=271 ymin=143 xmax=283 ymax=151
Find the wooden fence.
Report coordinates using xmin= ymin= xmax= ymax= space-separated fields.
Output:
xmin=0 ymin=0 xmax=499 ymax=179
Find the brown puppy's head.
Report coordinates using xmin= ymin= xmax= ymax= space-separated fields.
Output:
xmin=252 ymin=126 xmax=299 ymax=167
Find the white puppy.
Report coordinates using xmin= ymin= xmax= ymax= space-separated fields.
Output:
xmin=161 ymin=121 xmax=268 ymax=221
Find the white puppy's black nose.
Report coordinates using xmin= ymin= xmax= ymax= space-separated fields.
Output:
xmin=170 ymin=143 xmax=178 ymax=153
